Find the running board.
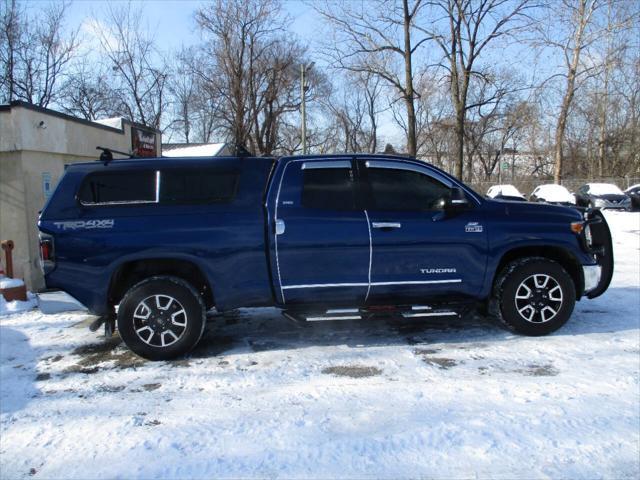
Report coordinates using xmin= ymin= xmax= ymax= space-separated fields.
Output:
xmin=282 ymin=306 xmax=460 ymax=323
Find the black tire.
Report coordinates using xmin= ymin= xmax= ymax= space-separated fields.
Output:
xmin=491 ymin=257 xmax=576 ymax=336
xmin=117 ymin=276 xmax=206 ymax=360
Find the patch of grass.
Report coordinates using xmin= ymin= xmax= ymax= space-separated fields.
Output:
xmin=321 ymin=365 xmax=382 ymax=378
xmin=413 ymin=349 xmax=459 ymax=369
xmin=517 ymin=364 xmax=559 ymax=377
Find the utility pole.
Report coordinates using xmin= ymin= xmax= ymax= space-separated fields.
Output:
xmin=300 ymin=62 xmax=314 ymax=154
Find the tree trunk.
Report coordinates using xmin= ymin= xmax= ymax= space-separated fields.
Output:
xmin=454 ymin=107 xmax=464 ymax=179
xmin=553 ymin=0 xmax=589 ymax=184
xmin=402 ymin=0 xmax=416 ymax=157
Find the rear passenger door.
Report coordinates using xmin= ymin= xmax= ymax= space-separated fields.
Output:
xmin=269 ymin=159 xmax=370 ymax=306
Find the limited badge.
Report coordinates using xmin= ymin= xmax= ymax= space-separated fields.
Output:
xmin=465 ymin=222 xmax=483 ymax=233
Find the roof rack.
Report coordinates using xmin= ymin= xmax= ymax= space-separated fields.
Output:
xmin=96 ymin=146 xmax=134 ymax=165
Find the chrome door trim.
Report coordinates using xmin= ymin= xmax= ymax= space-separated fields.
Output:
xmin=302 ymin=160 xmax=352 ymax=170
xmin=365 ymin=160 xmax=453 ymax=187
xmin=282 ymin=279 xmax=462 ymax=290
xmin=364 ymin=209 xmax=372 ymax=302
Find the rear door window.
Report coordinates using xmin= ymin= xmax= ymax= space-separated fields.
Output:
xmin=301 ymin=165 xmax=357 ymax=210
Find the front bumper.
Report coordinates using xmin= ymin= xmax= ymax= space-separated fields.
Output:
xmin=582 ymin=265 xmax=602 ymax=293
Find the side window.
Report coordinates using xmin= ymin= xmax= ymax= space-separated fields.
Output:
xmin=301 ymin=167 xmax=357 ymax=210
xmin=367 ymin=168 xmax=450 ymax=211
xmin=78 ymin=170 xmax=156 ymax=205
xmin=160 ymin=169 xmax=238 ymax=205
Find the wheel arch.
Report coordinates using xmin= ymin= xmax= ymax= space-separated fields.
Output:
xmin=493 ymin=246 xmax=584 ymax=299
xmin=108 ymin=258 xmax=215 ymax=310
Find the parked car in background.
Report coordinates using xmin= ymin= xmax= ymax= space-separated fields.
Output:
xmin=575 ymin=183 xmax=631 ymax=210
xmin=624 ymin=184 xmax=640 ymax=211
xmin=486 ymin=185 xmax=527 ymax=202
xmin=529 ymin=184 xmax=576 ymax=206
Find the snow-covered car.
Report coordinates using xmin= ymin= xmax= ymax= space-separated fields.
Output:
xmin=486 ymin=185 xmax=526 ymax=202
xmin=624 ymin=184 xmax=640 ymax=211
xmin=529 ymin=184 xmax=576 ymax=206
xmin=575 ymin=183 xmax=631 ymax=210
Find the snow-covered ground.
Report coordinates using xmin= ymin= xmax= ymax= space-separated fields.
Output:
xmin=1 ymin=212 xmax=639 ymax=479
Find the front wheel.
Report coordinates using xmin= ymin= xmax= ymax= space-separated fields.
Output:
xmin=117 ymin=276 xmax=206 ymax=360
xmin=492 ymin=258 xmax=576 ymax=336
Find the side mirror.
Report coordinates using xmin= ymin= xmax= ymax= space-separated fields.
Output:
xmin=450 ymin=187 xmax=469 ymax=208
xmin=435 ymin=187 xmax=469 ymax=215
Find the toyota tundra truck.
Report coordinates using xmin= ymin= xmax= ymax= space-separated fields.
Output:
xmin=38 ymin=154 xmax=613 ymax=360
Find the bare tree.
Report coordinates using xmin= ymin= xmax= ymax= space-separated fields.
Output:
xmin=60 ymin=59 xmax=121 ymax=120
xmin=421 ymin=0 xmax=532 ymax=180
xmin=93 ymin=3 xmax=168 ymax=129
xmin=325 ymin=71 xmax=384 ymax=153
xmin=315 ymin=0 xmax=431 ymax=157
xmin=194 ymin=0 xmax=319 ymax=155
xmin=0 ymin=0 xmax=78 ymax=106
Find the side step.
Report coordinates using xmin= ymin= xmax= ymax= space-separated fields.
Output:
xmin=282 ymin=306 xmax=460 ymax=323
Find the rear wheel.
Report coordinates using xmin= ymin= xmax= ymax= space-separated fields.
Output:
xmin=117 ymin=276 xmax=206 ymax=360
xmin=492 ymin=258 xmax=576 ymax=336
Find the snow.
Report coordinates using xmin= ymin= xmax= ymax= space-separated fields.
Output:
xmin=588 ymin=183 xmax=624 ymax=195
xmin=487 ymin=184 xmax=525 ymax=198
xmin=534 ymin=184 xmax=575 ymax=203
xmin=0 ymin=292 xmax=36 ymax=316
xmin=1 ymin=212 xmax=639 ymax=479
xmin=162 ymin=143 xmax=227 ymax=157
xmin=0 ymin=277 xmax=24 ymax=289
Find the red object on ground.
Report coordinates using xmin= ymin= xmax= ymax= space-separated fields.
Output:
xmin=1 ymin=239 xmax=28 ymax=301
xmin=2 ymin=285 xmax=27 ymax=302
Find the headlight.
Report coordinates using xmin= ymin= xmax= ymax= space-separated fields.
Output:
xmin=594 ymin=198 xmax=607 ymax=207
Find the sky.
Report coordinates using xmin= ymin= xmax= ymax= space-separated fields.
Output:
xmin=60 ymin=0 xmax=318 ymax=54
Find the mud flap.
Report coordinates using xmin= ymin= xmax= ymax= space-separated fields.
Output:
xmin=585 ymin=210 xmax=614 ymax=299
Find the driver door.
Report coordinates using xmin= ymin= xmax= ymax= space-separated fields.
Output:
xmin=360 ymin=159 xmax=488 ymax=304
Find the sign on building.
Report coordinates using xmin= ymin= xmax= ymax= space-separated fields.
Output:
xmin=132 ymin=127 xmax=157 ymax=157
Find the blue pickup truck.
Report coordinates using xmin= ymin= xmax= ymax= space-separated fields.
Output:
xmin=38 ymin=154 xmax=613 ymax=360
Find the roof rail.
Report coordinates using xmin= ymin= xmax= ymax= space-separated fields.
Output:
xmin=96 ymin=146 xmax=134 ymax=165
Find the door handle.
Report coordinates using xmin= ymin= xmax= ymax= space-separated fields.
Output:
xmin=371 ymin=222 xmax=402 ymax=230
xmin=275 ymin=219 xmax=285 ymax=235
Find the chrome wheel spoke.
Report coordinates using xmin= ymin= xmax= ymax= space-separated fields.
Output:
xmin=540 ymin=306 xmax=557 ymax=322
xmin=518 ymin=305 xmax=536 ymax=322
xmin=133 ymin=301 xmax=151 ymax=320
xmin=156 ymin=295 xmax=174 ymax=311
xmin=171 ymin=310 xmax=187 ymax=327
xmin=516 ymin=284 xmax=532 ymax=299
xmin=548 ymin=285 xmax=563 ymax=302
xmin=161 ymin=330 xmax=179 ymax=347
xmin=534 ymin=275 xmax=550 ymax=289
xmin=136 ymin=326 xmax=154 ymax=344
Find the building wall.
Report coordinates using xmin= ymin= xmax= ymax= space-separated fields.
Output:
xmin=0 ymin=102 xmax=161 ymax=290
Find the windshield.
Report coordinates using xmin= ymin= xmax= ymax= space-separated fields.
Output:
xmin=588 ymin=183 xmax=624 ymax=195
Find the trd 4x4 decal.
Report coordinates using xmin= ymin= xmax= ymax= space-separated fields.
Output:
xmin=53 ymin=219 xmax=115 ymax=231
